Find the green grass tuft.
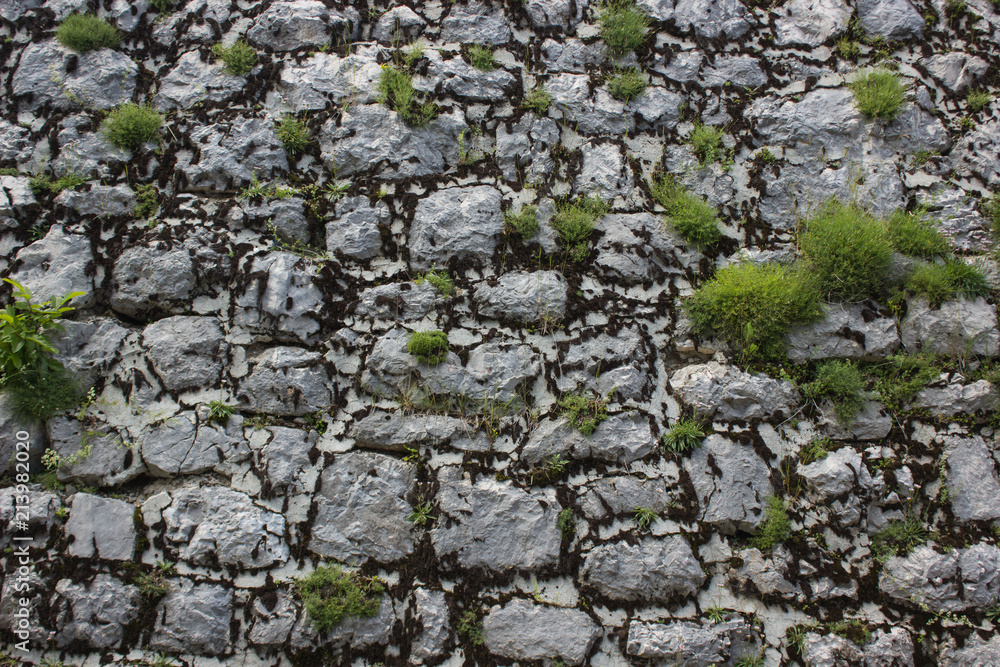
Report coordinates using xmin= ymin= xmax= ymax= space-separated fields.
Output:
xmin=848 ymin=69 xmax=907 ymax=120
xmin=415 ymin=270 xmax=456 ymax=297
xmin=293 ymin=564 xmax=384 ymax=633
xmin=596 ymin=0 xmax=650 ymax=56
xmin=688 ymin=123 xmax=726 ymax=166
xmin=276 ymin=115 xmax=311 ymax=155
xmin=550 ymin=195 xmax=609 ymax=262
xmin=906 ymin=258 xmax=989 ymax=307
xmin=871 ymin=515 xmax=929 ymax=562
xmin=661 ymin=418 xmax=706 ymax=454
xmin=378 ymin=65 xmax=437 ymax=127
xmin=884 ymin=209 xmax=949 ymax=258
xmin=407 ymin=330 xmax=449 ymax=365
xmin=522 ymin=85 xmax=552 ymax=114
xmin=684 ymin=262 xmax=824 ymax=361
xmin=467 ymin=44 xmax=497 ymax=71
xmin=803 ymin=360 xmax=865 ymax=424
xmin=212 ymin=39 xmax=257 ymax=76
xmin=558 ymin=390 xmax=609 ymax=436
xmin=102 ymin=103 xmax=162 ymax=151
xmin=607 ymin=67 xmax=647 ymax=102
xmin=4 ymin=368 xmax=80 ymax=423
xmin=798 ymin=200 xmax=893 ymax=301
xmin=504 ymin=204 xmax=540 ymax=239
xmin=650 ymin=174 xmax=721 ymax=246
xmin=967 ymin=89 xmax=992 ymax=112
xmin=56 ymin=14 xmax=121 ymax=53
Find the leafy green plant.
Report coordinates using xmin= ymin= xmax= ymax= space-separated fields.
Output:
xmin=522 ymin=85 xmax=552 ymax=114
xmin=29 ymin=172 xmax=87 ymax=197
xmin=458 ymin=609 xmax=484 ymax=646
xmin=133 ymin=183 xmax=158 ymax=219
xmin=662 ymin=418 xmax=706 ymax=454
xmin=133 ymin=561 xmax=176 ymax=599
xmin=836 ymin=37 xmax=860 ymax=60
xmin=557 ymin=508 xmax=576 ymax=536
xmin=532 ymin=453 xmax=569 ymax=484
xmin=785 ymin=625 xmax=809 ymax=654
xmin=798 ymin=200 xmax=893 ymax=301
xmin=967 ymin=89 xmax=992 ymax=112
xmin=735 ymin=654 xmax=765 ymax=667
xmin=212 ymin=39 xmax=257 ymax=76
xmin=400 ymin=41 xmax=424 ymax=68
xmin=984 ymin=599 xmax=1000 ymax=624
xmin=650 ymin=174 xmax=721 ymax=246
xmin=415 ymin=270 xmax=456 ymax=297
xmin=150 ymin=0 xmax=177 ymax=12
xmin=633 ymin=506 xmax=658 ymax=531
xmin=871 ymin=351 xmax=940 ymax=410
xmin=56 ymin=14 xmax=121 ymax=52
xmin=0 ymin=279 xmax=81 ymax=382
xmin=206 ymin=400 xmax=236 ymax=424
xmin=378 ymin=65 xmax=437 ymax=127
xmin=407 ymin=500 xmax=436 ymax=526
xmin=505 ymin=204 xmax=540 ymax=239
xmin=276 ymin=115 xmax=311 ymax=155
xmin=848 ymin=69 xmax=907 ymax=120
xmin=294 ymin=564 xmax=384 ymax=633
xmin=705 ymin=605 xmax=727 ymax=623
xmin=752 ymin=495 xmax=791 ymax=551
xmin=684 ymin=262 xmax=824 ymax=361
xmin=688 ymin=123 xmax=726 ymax=166
xmin=803 ymin=360 xmax=864 ymax=424
xmin=557 ymin=390 xmax=609 ymax=435
xmin=607 ymin=67 xmax=647 ymax=102
xmin=407 ymin=330 xmax=449 ymax=365
xmin=467 ymin=43 xmax=496 ymax=71
xmin=885 ymin=209 xmax=949 ymax=257
xmin=596 ymin=0 xmax=650 ymax=56
xmin=828 ymin=618 xmax=871 ymax=646
xmin=102 ymin=103 xmax=163 ymax=151
xmin=906 ymin=258 xmax=989 ymax=307
xmin=798 ymin=437 xmax=830 ymax=464
xmin=550 ymin=194 xmax=609 ymax=262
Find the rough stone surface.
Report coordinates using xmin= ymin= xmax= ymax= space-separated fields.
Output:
xmin=355 ymin=281 xmax=439 ymax=321
xmin=582 ymin=536 xmax=705 ymax=602
xmin=238 ymin=347 xmax=334 ymax=416
xmin=473 ymin=270 xmax=567 ymax=323
xmin=48 ymin=417 xmax=144 ymax=487
xmin=685 ymin=435 xmax=773 ymax=532
xmin=431 ymin=466 xmax=561 ymax=570
xmin=944 ymin=435 xmax=1000 ymax=521
xmin=879 ymin=543 xmax=1000 ymax=612
xmin=140 ymin=412 xmax=250 ymax=477
xmin=10 ymin=226 xmax=95 ymax=308
xmin=54 ymin=575 xmax=141 ymax=649
xmin=626 ymin=619 xmax=754 ymax=666
xmin=408 ymin=186 xmax=504 ymax=271
xmin=66 ymin=494 xmax=136 ymax=561
xmin=326 ymin=196 xmax=388 ymax=260
xmin=151 ymin=579 xmax=233 ymax=656
xmin=482 ymin=599 xmax=601 ymax=665
xmin=13 ymin=41 xmax=137 ymax=111
xmin=858 ymin=0 xmax=924 ymax=40
xmin=901 ymin=297 xmax=1000 ymax=358
xmin=670 ymin=362 xmax=800 ymax=421
xmin=143 ymin=316 xmax=227 ymax=391
xmin=309 ymin=451 xmax=417 ymax=564
xmin=233 ymin=252 xmax=324 ymax=343
xmin=785 ymin=303 xmax=901 ymax=363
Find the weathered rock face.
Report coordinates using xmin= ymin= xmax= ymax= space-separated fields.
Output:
xmin=685 ymin=435 xmax=773 ymax=532
xmin=581 ymin=536 xmax=705 ymax=601
xmin=309 ymin=451 xmax=417 ymax=564
xmin=53 ymin=574 xmax=141 ymax=649
xmin=13 ymin=41 xmax=138 ymax=111
xmin=10 ymin=226 xmax=95 ymax=308
xmin=943 ymin=435 xmax=1000 ymax=521
xmin=142 ymin=316 xmax=227 ymax=391
xmin=482 ymin=599 xmax=601 ymax=665
xmin=161 ymin=486 xmax=288 ymax=569
xmin=233 ymin=252 xmax=325 ymax=343
xmin=408 ymin=185 xmax=504 ymax=271
xmin=901 ymin=297 xmax=1000 ymax=358
xmin=151 ymin=579 xmax=233 ymax=656
xmin=140 ymin=412 xmax=250 ymax=477
xmin=431 ymin=467 xmax=561 ymax=570
xmin=155 ymin=50 xmax=247 ymax=110
xmin=785 ymin=302 xmax=900 ymax=363
xmin=247 ymin=0 xmax=357 ymax=51
xmin=473 ymin=270 xmax=567 ymax=323
xmin=238 ymin=347 xmax=334 ymax=416
xmin=879 ymin=543 xmax=1000 ymax=613
xmin=66 ymin=494 xmax=136 ymax=561
xmin=48 ymin=417 xmax=144 ymax=487
xmin=521 ymin=413 xmax=657 ymax=464
xmin=670 ymin=362 xmax=800 ymax=421
xmin=626 ymin=619 xmax=754 ymax=666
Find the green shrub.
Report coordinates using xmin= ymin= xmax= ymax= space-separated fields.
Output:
xmin=871 ymin=350 xmax=940 ymax=409
xmin=407 ymin=330 xmax=449 ymax=364
xmin=684 ymin=262 xmax=824 ymax=361
xmin=884 ymin=209 xmax=949 ymax=257
xmin=557 ymin=390 xmax=609 ymax=435
xmin=6 ymin=368 xmax=80 ymax=422
xmin=0 ymin=279 xmax=81 ymax=381
xmin=212 ymin=39 xmax=257 ymax=76
xmin=661 ymin=418 xmax=706 ymax=453
xmin=752 ymin=495 xmax=791 ymax=551
xmin=848 ymin=69 xmax=907 ymax=120
xmin=522 ymin=85 xmax=552 ymax=114
xmin=798 ymin=200 xmax=893 ymax=301
xmin=906 ymin=258 xmax=989 ymax=307
xmin=550 ymin=195 xmax=609 ymax=262
xmin=504 ymin=205 xmax=540 ymax=239
xmin=276 ymin=115 xmax=311 ymax=155
xmin=467 ymin=43 xmax=496 ymax=71
xmin=596 ymin=0 xmax=650 ymax=56
xmin=650 ymin=174 xmax=721 ymax=246
xmin=967 ymin=89 xmax=992 ymax=112
xmin=607 ymin=67 xmax=647 ymax=102
xmin=688 ymin=123 xmax=726 ymax=166
xmin=102 ymin=104 xmax=163 ymax=151
xmin=56 ymin=14 xmax=121 ymax=53
xmin=293 ymin=564 xmax=384 ymax=633
xmin=378 ymin=65 xmax=437 ymax=127
xmin=803 ymin=360 xmax=864 ymax=424
xmin=415 ymin=270 xmax=455 ymax=297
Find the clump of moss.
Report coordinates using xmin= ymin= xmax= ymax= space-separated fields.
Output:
xmin=407 ymin=330 xmax=449 ymax=365
xmin=505 ymin=205 xmax=540 ymax=239
xmin=884 ymin=209 xmax=949 ymax=258
xmin=557 ymin=390 xmax=609 ymax=435
xmin=650 ymin=174 xmax=721 ymax=246
xmin=550 ymin=195 xmax=609 ymax=262
xmin=522 ymin=85 xmax=552 ymax=114
xmin=102 ymin=104 xmax=163 ymax=151
xmin=294 ymin=564 xmax=385 ymax=633
xmin=684 ymin=262 xmax=824 ymax=361
xmin=56 ymin=14 xmax=121 ymax=53
xmin=798 ymin=200 xmax=893 ymax=301
xmin=803 ymin=360 xmax=865 ymax=424
xmin=905 ymin=258 xmax=989 ymax=307
xmin=752 ymin=495 xmax=791 ymax=551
